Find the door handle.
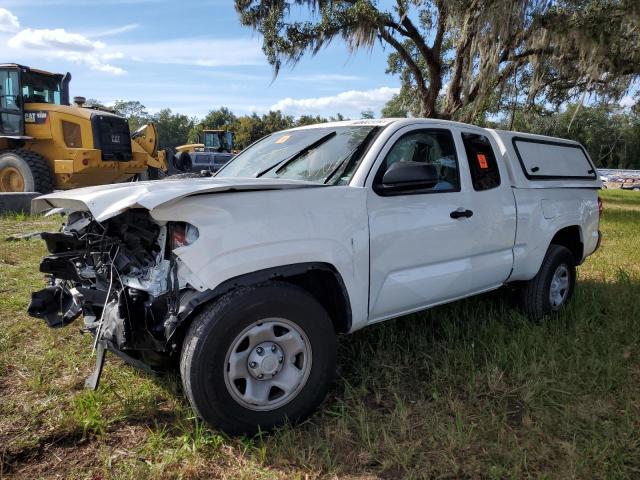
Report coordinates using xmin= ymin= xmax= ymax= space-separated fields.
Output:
xmin=450 ymin=209 xmax=474 ymax=219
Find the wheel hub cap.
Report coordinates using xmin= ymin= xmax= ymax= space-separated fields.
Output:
xmin=224 ymin=319 xmax=312 ymax=411
xmin=0 ymin=166 xmax=25 ymax=192
xmin=247 ymin=341 xmax=284 ymax=379
xmin=549 ymin=264 xmax=570 ymax=309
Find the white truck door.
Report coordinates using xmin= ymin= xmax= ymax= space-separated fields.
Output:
xmin=455 ymin=128 xmax=516 ymax=292
xmin=367 ymin=126 xmax=476 ymax=321
xmin=366 ymin=126 xmax=515 ymax=322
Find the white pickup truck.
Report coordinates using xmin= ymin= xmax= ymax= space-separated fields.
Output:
xmin=28 ymin=118 xmax=602 ymax=434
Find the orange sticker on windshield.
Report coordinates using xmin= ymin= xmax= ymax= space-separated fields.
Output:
xmin=477 ymin=153 xmax=488 ymax=169
xmin=275 ymin=135 xmax=291 ymax=144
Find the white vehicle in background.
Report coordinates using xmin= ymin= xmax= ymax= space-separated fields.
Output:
xmin=29 ymin=118 xmax=602 ymax=434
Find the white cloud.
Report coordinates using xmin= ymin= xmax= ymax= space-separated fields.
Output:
xmin=7 ymin=27 xmax=125 ymax=75
xmin=9 ymin=28 xmax=105 ymax=52
xmin=6 ymin=26 xmax=263 ymax=75
xmin=119 ymin=38 xmax=264 ymax=67
xmin=271 ymin=87 xmax=400 ymax=115
xmin=64 ymin=51 xmax=126 ymax=75
xmin=0 ymin=8 xmax=19 ymax=33
xmin=90 ymin=23 xmax=140 ymax=38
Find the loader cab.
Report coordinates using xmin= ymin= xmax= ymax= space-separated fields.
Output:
xmin=0 ymin=64 xmax=70 ymax=137
xmin=202 ymin=129 xmax=234 ymax=153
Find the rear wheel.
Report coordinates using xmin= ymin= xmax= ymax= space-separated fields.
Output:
xmin=0 ymin=150 xmax=54 ymax=193
xmin=518 ymin=245 xmax=576 ymax=321
xmin=180 ymin=283 xmax=337 ymax=435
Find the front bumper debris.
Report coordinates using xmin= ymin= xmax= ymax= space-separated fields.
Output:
xmin=27 ymin=209 xmax=195 ymax=388
xmin=28 ymin=285 xmax=82 ymax=328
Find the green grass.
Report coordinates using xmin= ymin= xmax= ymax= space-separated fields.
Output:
xmin=1 ymin=190 xmax=639 ymax=479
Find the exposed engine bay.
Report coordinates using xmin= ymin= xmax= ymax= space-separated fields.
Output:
xmin=27 ymin=209 xmax=201 ymax=386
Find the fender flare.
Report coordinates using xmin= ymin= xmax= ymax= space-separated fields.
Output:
xmin=173 ymin=262 xmax=352 ymax=336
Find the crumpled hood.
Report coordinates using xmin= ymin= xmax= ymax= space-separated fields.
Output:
xmin=33 ymin=177 xmax=321 ymax=221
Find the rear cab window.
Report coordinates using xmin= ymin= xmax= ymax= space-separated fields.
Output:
xmin=461 ymin=132 xmax=501 ymax=191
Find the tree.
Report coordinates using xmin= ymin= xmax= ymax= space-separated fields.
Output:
xmin=236 ymin=0 xmax=640 ymax=120
xmin=296 ymin=114 xmax=329 ymax=126
xmin=152 ymin=109 xmax=195 ymax=150
xmin=261 ymin=110 xmax=295 ymax=133
xmin=233 ymin=113 xmax=266 ymax=149
xmin=360 ymin=109 xmax=375 ymax=119
xmin=189 ymin=107 xmax=238 ymax=143
xmin=112 ymin=100 xmax=150 ymax=132
xmin=202 ymin=107 xmax=237 ymax=130
xmin=381 ymin=91 xmax=412 ymax=118
xmin=85 ymin=98 xmax=109 ymax=110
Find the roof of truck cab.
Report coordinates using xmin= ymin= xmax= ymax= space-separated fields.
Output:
xmin=288 ymin=119 xmax=588 ymax=146
xmin=284 ymin=117 xmax=492 ymax=132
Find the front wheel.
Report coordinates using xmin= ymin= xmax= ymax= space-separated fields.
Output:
xmin=0 ymin=150 xmax=54 ymax=193
xmin=517 ymin=245 xmax=576 ymax=321
xmin=180 ymin=283 xmax=337 ymax=435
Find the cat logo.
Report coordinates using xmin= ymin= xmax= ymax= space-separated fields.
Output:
xmin=111 ymin=135 xmax=121 ymax=144
xmin=24 ymin=111 xmax=48 ymax=124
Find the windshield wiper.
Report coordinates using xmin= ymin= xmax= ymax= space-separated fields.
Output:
xmin=323 ymin=127 xmax=380 ymax=185
xmin=255 ymin=131 xmax=337 ymax=178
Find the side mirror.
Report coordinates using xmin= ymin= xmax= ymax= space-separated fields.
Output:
xmin=379 ymin=161 xmax=439 ymax=193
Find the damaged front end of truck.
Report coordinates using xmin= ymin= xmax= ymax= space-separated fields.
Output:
xmin=28 ymin=208 xmax=202 ymax=388
xmin=26 ymin=177 xmax=320 ymax=389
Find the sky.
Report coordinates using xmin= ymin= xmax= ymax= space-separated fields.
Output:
xmin=0 ymin=0 xmax=401 ymax=119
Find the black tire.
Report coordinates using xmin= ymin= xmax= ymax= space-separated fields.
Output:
xmin=173 ymin=151 xmax=192 ymax=172
xmin=0 ymin=149 xmax=54 ymax=193
xmin=518 ymin=245 xmax=576 ymax=321
xmin=180 ymin=282 xmax=337 ymax=435
xmin=135 ymin=167 xmax=166 ymax=181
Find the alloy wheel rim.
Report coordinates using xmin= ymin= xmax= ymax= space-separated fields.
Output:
xmin=549 ymin=264 xmax=570 ymax=309
xmin=0 ymin=166 xmax=25 ymax=192
xmin=223 ymin=318 xmax=312 ymax=411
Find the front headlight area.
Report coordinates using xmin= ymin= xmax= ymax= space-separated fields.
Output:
xmin=168 ymin=222 xmax=199 ymax=250
xmin=28 ymin=210 xmax=203 ymax=367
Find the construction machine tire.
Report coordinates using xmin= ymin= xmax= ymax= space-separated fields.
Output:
xmin=135 ymin=167 xmax=167 ymax=182
xmin=173 ymin=151 xmax=192 ymax=172
xmin=0 ymin=150 xmax=55 ymax=193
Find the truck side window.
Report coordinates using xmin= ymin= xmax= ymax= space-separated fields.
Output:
xmin=461 ymin=132 xmax=501 ymax=191
xmin=376 ymin=129 xmax=460 ymax=193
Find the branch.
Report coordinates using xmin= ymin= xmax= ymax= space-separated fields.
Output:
xmin=378 ymin=28 xmax=428 ymax=97
xmin=398 ymin=12 xmax=438 ymax=66
xmin=445 ymin=11 xmax=475 ymax=114
xmin=432 ymin=0 xmax=447 ymax=58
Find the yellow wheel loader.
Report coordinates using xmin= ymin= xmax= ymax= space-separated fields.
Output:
xmin=0 ymin=64 xmax=167 ymax=193
xmin=173 ymin=129 xmax=235 ymax=173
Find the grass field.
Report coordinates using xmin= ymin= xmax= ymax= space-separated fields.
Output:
xmin=1 ymin=189 xmax=638 ymax=479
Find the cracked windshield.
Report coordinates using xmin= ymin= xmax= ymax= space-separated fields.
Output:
xmin=217 ymin=125 xmax=380 ymax=184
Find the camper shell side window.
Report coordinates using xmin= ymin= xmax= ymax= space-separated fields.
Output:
xmin=511 ymin=137 xmax=597 ymax=180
